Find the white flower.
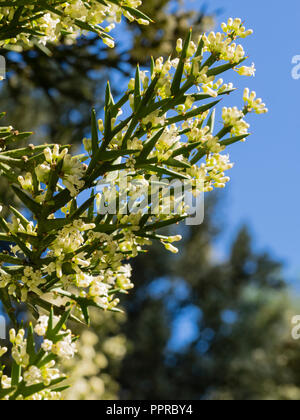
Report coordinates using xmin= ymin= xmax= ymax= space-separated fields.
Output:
xmin=42 ymin=340 xmax=53 ymax=353
xmin=1 ymin=375 xmax=11 ymax=389
xmin=18 ymin=173 xmax=33 ymax=192
xmin=103 ymin=37 xmax=115 ymax=49
xmin=34 ymin=315 xmax=59 ymax=337
xmin=24 ymin=366 xmax=42 ymax=386
xmin=163 ymin=242 xmax=179 ymax=254
xmin=52 ymin=333 xmax=77 ymax=360
xmin=176 ymin=38 xmax=183 ymax=53
xmin=0 ymin=0 xmax=148 ymax=49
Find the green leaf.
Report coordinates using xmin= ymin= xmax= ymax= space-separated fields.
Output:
xmin=144 ymin=215 xmax=187 ymax=231
xmin=138 ymin=128 xmax=165 ymax=161
xmin=140 ymin=98 xmax=170 ymax=118
xmin=0 ymin=253 xmax=23 ymax=264
xmin=104 ymin=81 xmax=114 ymax=139
xmin=163 ymin=157 xmax=191 ymax=169
xmin=0 ymin=232 xmax=12 ymax=242
xmin=171 ymin=29 xmax=192 ymax=95
xmin=47 ymin=189 xmax=71 ymax=215
xmin=51 ymin=385 xmax=70 ymax=393
xmin=9 ymin=205 xmax=31 ymax=228
xmin=207 ymin=108 xmax=216 ymax=133
xmin=166 ymin=100 xmax=220 ymax=125
xmin=1 ymin=144 xmax=68 ymax=159
xmin=150 ymin=56 xmax=155 ymax=77
xmin=111 ymin=92 xmax=131 ymax=119
xmin=70 ymin=195 xmax=96 ymax=220
xmin=26 ymin=323 xmax=36 ymax=364
xmin=142 ymin=164 xmax=189 ymax=180
xmin=9 ymin=232 xmax=33 ymax=259
xmin=215 ymin=126 xmax=232 ymax=140
xmin=0 ymin=387 xmax=16 ymax=400
xmin=138 ymin=74 xmax=160 ymax=111
xmin=48 ymin=308 xmax=54 ymax=332
xmin=192 ymin=88 xmax=236 ymax=101
xmin=195 ymin=35 xmax=204 ymax=57
xmin=0 ymin=217 xmax=10 ymax=233
xmin=91 ymin=109 xmax=99 ymax=154
xmin=121 ymin=5 xmax=152 ymax=22
xmin=172 ymin=140 xmax=203 ymax=158
xmin=51 ymin=309 xmax=72 ymax=336
xmin=70 ymin=199 xmax=77 ymax=214
xmin=53 ymin=289 xmax=91 ymax=325
xmin=25 ymin=151 xmax=51 ymax=168
xmin=0 ymin=163 xmax=19 ymax=182
xmin=190 ymin=147 xmax=207 ymax=165
xmin=0 ymin=154 xmax=24 ymax=169
xmin=158 ymin=89 xmax=234 ymax=117
xmin=44 ymin=159 xmax=64 ymax=204
xmin=17 ymin=232 xmax=40 ymax=248
xmin=134 ymin=65 xmax=142 ymax=111
xmin=121 ymin=75 xmax=160 ymax=149
xmin=81 ymin=303 xmax=90 ymax=326
xmin=97 ymin=148 xmax=139 ymax=162
xmin=39 ymin=218 xmax=71 ymax=233
xmin=220 ymin=134 xmax=250 ymax=146
xmin=11 ymin=361 xmax=21 ymax=388
xmin=88 ymin=190 xmax=95 ymax=221
xmin=0 ymin=288 xmax=17 ymax=326
xmin=36 ymin=352 xmax=57 ymax=369
xmin=207 ymin=58 xmax=246 ymax=77
xmin=3 ymin=132 xmax=32 ymax=146
xmin=200 ymin=55 xmax=217 ymax=72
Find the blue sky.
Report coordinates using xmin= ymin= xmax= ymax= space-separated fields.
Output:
xmin=182 ymin=0 xmax=300 ymax=284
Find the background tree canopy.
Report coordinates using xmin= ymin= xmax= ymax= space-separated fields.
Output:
xmin=119 ymin=197 xmax=300 ymax=401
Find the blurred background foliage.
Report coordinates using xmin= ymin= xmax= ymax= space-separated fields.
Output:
xmin=62 ymin=196 xmax=300 ymax=401
xmin=1 ymin=0 xmax=300 ymax=401
xmin=119 ymin=197 xmax=300 ymax=401
xmin=63 ymin=309 xmax=127 ymax=400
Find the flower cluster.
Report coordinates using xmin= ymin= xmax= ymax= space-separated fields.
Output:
xmin=243 ymin=88 xmax=268 ymax=114
xmin=62 ymin=311 xmax=127 ymax=401
xmin=221 ymin=18 xmax=253 ymax=39
xmin=0 ymin=0 xmax=150 ymax=49
xmin=222 ymin=107 xmax=250 ymax=136
xmin=36 ymin=145 xmax=87 ymax=199
xmin=0 ymin=313 xmax=76 ymax=400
